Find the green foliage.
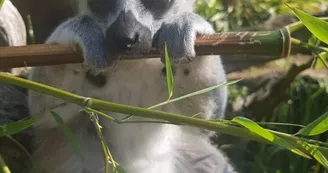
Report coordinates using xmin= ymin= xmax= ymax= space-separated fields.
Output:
xmin=296 ymin=111 xmax=328 ymax=136
xmin=289 ymin=5 xmax=328 ymax=45
xmin=195 ymin=0 xmax=325 ymax=31
xmin=0 ymin=118 xmax=36 ymax=137
xmin=233 ymin=77 xmax=328 ymax=173
xmin=249 ymin=0 xmax=325 ymax=14
xmin=194 ymin=1 xmax=328 ymax=172
xmin=232 ymin=116 xmax=328 ymax=169
xmin=232 ymin=116 xmax=310 ymax=158
xmin=227 ymin=85 xmax=249 ymax=106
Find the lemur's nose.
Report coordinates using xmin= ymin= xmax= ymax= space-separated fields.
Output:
xmin=107 ymin=11 xmax=140 ymax=50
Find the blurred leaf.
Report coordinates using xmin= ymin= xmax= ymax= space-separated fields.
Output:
xmin=296 ymin=111 xmax=328 ymax=136
xmin=114 ymin=165 xmax=127 ymax=173
xmin=164 ymin=43 xmax=174 ymax=100
xmin=51 ymin=111 xmax=86 ymax=159
xmin=0 ymin=0 xmax=4 ymax=9
xmin=0 ymin=154 xmax=11 ymax=173
xmin=315 ymin=52 xmax=328 ymax=70
xmin=288 ymin=4 xmax=328 ymax=45
xmin=308 ymin=35 xmax=321 ymax=47
xmin=232 ymin=116 xmax=310 ymax=158
xmin=0 ymin=118 xmax=37 ymax=137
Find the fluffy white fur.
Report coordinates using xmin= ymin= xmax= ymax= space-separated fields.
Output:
xmin=28 ymin=0 xmax=237 ymax=172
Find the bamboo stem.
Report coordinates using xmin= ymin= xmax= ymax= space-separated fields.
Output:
xmin=0 ymin=72 xmax=268 ymax=143
xmin=1 ymin=72 xmax=328 ymax=158
xmin=0 ymin=29 xmax=291 ymax=69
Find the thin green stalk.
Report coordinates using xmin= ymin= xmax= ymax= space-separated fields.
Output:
xmin=291 ymin=38 xmax=328 ymax=70
xmin=148 ymin=80 xmax=241 ymax=110
xmin=85 ymin=110 xmax=121 ymax=173
xmin=87 ymin=98 xmax=270 ymax=141
xmin=267 ymin=129 xmax=328 ymax=149
xmin=255 ymin=122 xmax=305 ymax=128
xmin=0 ymin=73 xmax=85 ymax=106
xmin=286 ymin=17 xmax=328 ymax=33
xmin=291 ymin=38 xmax=328 ymax=53
xmin=85 ymin=107 xmax=174 ymax=125
xmin=88 ymin=112 xmax=110 ymax=173
xmin=6 ymin=136 xmax=32 ymax=158
xmin=0 ymin=72 xmax=269 ymax=143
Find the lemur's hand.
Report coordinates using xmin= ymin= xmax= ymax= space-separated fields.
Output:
xmin=46 ymin=16 xmax=111 ymax=72
xmin=155 ymin=13 xmax=215 ymax=64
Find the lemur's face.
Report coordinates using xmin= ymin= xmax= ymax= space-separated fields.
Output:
xmin=83 ymin=0 xmax=195 ymax=55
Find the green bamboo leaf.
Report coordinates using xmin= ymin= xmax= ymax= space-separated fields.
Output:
xmin=51 ymin=111 xmax=86 ymax=159
xmin=0 ymin=118 xmax=37 ymax=137
xmin=298 ymin=141 xmax=328 ymax=168
xmin=296 ymin=111 xmax=328 ymax=136
xmin=232 ymin=116 xmax=310 ymax=158
xmin=148 ymin=79 xmax=241 ymax=109
xmin=164 ymin=43 xmax=174 ymax=99
xmin=287 ymin=4 xmax=328 ymax=45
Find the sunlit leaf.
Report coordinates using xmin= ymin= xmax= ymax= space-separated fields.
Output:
xmin=296 ymin=111 xmax=328 ymax=136
xmin=288 ymin=4 xmax=328 ymax=45
xmin=164 ymin=43 xmax=174 ymax=100
xmin=232 ymin=116 xmax=310 ymax=158
xmin=51 ymin=111 xmax=86 ymax=159
xmin=233 ymin=117 xmax=328 ymax=168
xmin=0 ymin=118 xmax=37 ymax=137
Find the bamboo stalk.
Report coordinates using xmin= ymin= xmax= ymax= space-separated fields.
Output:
xmin=1 ymin=71 xmax=328 ymax=160
xmin=0 ymin=29 xmax=291 ymax=69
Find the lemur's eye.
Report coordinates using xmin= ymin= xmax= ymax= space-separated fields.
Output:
xmin=141 ymin=0 xmax=174 ymax=17
xmin=88 ymin=0 xmax=117 ymax=16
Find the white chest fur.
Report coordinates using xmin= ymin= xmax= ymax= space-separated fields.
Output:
xmin=28 ymin=56 xmax=229 ymax=173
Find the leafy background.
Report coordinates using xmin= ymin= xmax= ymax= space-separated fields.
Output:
xmin=194 ymin=0 xmax=328 ymax=173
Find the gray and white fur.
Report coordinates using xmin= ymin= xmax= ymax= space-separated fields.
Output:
xmin=28 ymin=0 xmax=237 ymax=172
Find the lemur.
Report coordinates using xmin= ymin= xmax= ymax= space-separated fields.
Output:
xmin=28 ymin=0 xmax=237 ymax=172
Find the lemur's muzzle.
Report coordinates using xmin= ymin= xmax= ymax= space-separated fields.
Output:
xmin=106 ymin=10 xmax=152 ymax=55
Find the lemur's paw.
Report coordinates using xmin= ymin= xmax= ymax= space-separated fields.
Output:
xmin=155 ymin=13 xmax=215 ymax=64
xmin=46 ymin=15 xmax=112 ymax=73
